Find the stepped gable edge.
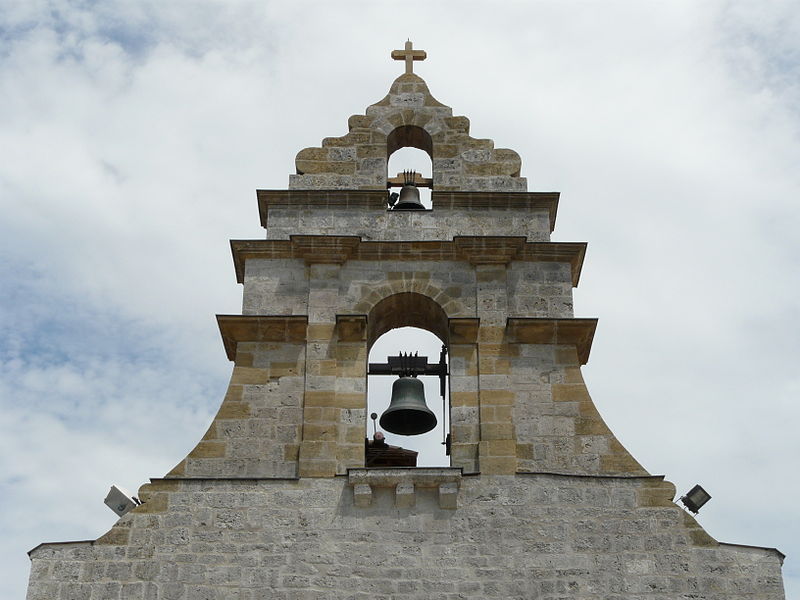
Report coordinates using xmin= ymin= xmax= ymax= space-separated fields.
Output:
xmin=290 ymin=73 xmax=527 ymax=193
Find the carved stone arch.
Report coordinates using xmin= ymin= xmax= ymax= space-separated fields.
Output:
xmin=355 ymin=280 xmax=468 ymax=333
xmin=367 ymin=292 xmax=449 ymax=350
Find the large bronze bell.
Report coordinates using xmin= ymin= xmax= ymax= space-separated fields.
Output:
xmin=379 ymin=376 xmax=437 ymax=435
xmin=392 ymin=183 xmax=425 ymax=210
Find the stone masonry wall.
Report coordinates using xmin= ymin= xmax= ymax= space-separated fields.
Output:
xmin=27 ymin=475 xmax=785 ymax=599
xmin=229 ymin=255 xmax=647 ymax=479
xmin=265 ymin=205 xmax=552 ymax=242
xmin=167 ymin=339 xmax=305 ymax=479
xmin=507 ymin=262 xmax=574 ymax=318
xmin=511 ymin=345 xmax=647 ymax=476
xmin=242 ymin=260 xmax=574 ymax=321
xmin=242 ymin=258 xmax=309 ymax=315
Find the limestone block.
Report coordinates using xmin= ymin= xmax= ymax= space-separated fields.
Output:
xmin=353 ymin=483 xmax=372 ymax=507
xmin=438 ymin=482 xmax=458 ymax=509
xmin=395 ymin=482 xmax=415 ymax=508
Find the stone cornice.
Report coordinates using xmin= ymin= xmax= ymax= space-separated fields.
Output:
xmin=452 ymin=236 xmax=526 ymax=264
xmin=257 ymin=189 xmax=559 ymax=231
xmin=347 ymin=467 xmax=462 ymax=509
xmin=230 ymin=236 xmax=586 ymax=285
xmin=290 ymin=236 xmax=361 ymax=264
xmin=449 ymin=317 xmax=480 ymax=344
xmin=506 ymin=317 xmax=598 ymax=364
xmin=217 ymin=315 xmax=309 ymax=361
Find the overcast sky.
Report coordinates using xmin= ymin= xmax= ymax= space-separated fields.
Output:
xmin=1 ymin=1 xmax=798 ymax=598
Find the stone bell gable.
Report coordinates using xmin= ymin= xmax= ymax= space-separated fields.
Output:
xmin=26 ymin=43 xmax=786 ymax=600
xmin=291 ymin=72 xmax=526 ymax=192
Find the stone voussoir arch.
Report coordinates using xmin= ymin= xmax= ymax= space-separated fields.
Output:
xmin=357 ymin=285 xmax=467 ymax=349
xmin=354 ymin=278 xmax=467 ymax=316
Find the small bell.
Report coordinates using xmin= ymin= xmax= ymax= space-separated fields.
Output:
xmin=379 ymin=375 xmax=437 ymax=435
xmin=392 ymin=170 xmax=425 ymax=210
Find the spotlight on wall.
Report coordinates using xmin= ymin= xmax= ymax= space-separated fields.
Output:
xmin=104 ymin=485 xmax=141 ymax=517
xmin=680 ymin=484 xmax=711 ymax=514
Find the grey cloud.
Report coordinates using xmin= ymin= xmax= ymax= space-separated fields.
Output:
xmin=1 ymin=1 xmax=798 ymax=598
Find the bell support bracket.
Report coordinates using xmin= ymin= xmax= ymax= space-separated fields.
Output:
xmin=368 ymin=346 xmax=448 ymax=399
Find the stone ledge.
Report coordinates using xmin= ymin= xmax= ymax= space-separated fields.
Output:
xmin=347 ymin=467 xmax=462 ymax=509
xmin=231 ymin=237 xmax=585 ymax=284
xmin=217 ymin=315 xmax=309 ymax=361
xmin=257 ymin=190 xmax=559 ymax=231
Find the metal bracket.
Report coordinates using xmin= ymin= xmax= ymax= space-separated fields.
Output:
xmin=368 ymin=346 xmax=448 ymax=397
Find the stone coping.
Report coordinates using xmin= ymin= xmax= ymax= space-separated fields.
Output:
xmin=718 ymin=542 xmax=786 ymax=561
xmin=157 ymin=477 xmax=301 ymax=482
xmin=515 ymin=470 xmax=666 ymax=480
xmin=28 ymin=540 xmax=94 ymax=557
xmin=230 ymin=236 xmax=586 ymax=284
xmin=256 ymin=189 xmax=559 ymax=231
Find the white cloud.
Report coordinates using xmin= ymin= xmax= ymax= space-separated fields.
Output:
xmin=1 ymin=1 xmax=798 ymax=597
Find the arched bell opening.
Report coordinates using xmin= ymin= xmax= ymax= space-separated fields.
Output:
xmin=366 ymin=292 xmax=450 ymax=467
xmin=386 ymin=125 xmax=433 ymax=209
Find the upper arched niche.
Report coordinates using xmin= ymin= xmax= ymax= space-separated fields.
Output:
xmin=290 ymin=73 xmax=526 ymax=193
xmin=387 ymin=125 xmax=432 ymax=159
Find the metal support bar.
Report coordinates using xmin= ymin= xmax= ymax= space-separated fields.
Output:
xmin=368 ymin=348 xmax=448 ymax=385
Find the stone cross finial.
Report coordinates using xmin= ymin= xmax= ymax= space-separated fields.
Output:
xmin=391 ymin=40 xmax=426 ymax=74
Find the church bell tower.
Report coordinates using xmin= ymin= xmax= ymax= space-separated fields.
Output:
xmin=26 ymin=43 xmax=786 ymax=599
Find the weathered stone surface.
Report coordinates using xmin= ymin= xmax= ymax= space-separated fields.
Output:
xmin=261 ymin=190 xmax=555 ymax=241
xmin=290 ymin=73 xmax=527 ymax=192
xmin=177 ymin=340 xmax=305 ymax=479
xmin=27 ymin=476 xmax=785 ymax=599
xmin=26 ymin=52 xmax=785 ymax=600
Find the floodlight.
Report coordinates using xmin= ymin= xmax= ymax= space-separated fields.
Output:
xmin=680 ymin=484 xmax=711 ymax=514
xmin=104 ymin=485 xmax=140 ymax=517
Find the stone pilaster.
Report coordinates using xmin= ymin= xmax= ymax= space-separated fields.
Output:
xmin=333 ymin=315 xmax=368 ymax=472
xmin=299 ymin=266 xmax=368 ymax=476
xmin=448 ymin=318 xmax=480 ymax=472
xmin=475 ymin=264 xmax=517 ymax=474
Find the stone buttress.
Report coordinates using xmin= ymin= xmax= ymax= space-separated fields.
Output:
xmin=26 ymin=50 xmax=786 ymax=600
